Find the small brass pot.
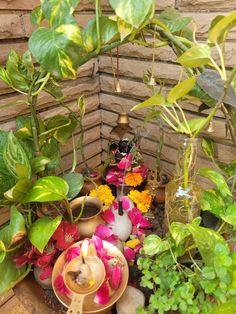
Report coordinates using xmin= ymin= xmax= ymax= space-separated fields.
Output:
xmin=70 ymin=196 xmax=104 ymax=239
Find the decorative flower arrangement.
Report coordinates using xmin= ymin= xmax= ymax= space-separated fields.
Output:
xmin=89 ymin=185 xmax=115 ymax=206
xmin=95 ymin=196 xmax=151 ymax=263
xmin=13 ymin=221 xmax=80 ymax=282
xmin=54 ymin=238 xmax=124 ymax=305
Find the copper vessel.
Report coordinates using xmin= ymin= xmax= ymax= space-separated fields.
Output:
xmin=70 ymin=196 xmax=104 ymax=239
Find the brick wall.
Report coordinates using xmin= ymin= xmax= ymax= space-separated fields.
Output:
xmin=0 ymin=0 xmax=102 ymax=179
xmin=99 ymin=0 xmax=236 ymax=180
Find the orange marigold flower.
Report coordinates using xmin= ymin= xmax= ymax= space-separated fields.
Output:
xmin=128 ymin=190 xmax=152 ymax=213
xmin=89 ymin=185 xmax=115 ymax=206
xmin=125 ymin=172 xmax=143 ymax=187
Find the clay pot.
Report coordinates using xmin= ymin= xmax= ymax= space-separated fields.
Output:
xmin=80 ymin=173 xmax=102 ymax=196
xmin=70 ymin=196 xmax=104 ymax=239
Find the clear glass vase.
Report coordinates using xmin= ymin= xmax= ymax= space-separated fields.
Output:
xmin=164 ymin=137 xmax=200 ymax=231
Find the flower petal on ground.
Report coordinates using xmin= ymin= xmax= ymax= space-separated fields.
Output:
xmin=94 ymin=281 xmax=110 ymax=305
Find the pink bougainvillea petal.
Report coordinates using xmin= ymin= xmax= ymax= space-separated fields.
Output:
xmin=109 ymin=265 xmax=122 ymax=290
xmin=132 ymin=163 xmax=148 ymax=178
xmin=94 ymin=281 xmax=110 ymax=305
xmin=92 ymin=235 xmax=104 ymax=252
xmin=107 ymin=234 xmax=119 ymax=244
xmin=66 ymin=246 xmax=81 ymax=262
xmin=54 ymin=274 xmax=71 ymax=297
xmin=113 ymin=201 xmax=118 ymax=210
xmin=39 ymin=265 xmax=53 ymax=280
xmin=101 ymin=209 xmax=115 ymax=224
xmin=134 ymin=244 xmax=142 ymax=253
xmin=95 ymin=225 xmax=113 ymax=239
xmin=128 ymin=208 xmax=151 ymax=228
xmin=124 ymin=247 xmax=135 ymax=262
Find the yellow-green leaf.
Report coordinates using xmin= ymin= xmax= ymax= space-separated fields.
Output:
xmin=131 ymin=93 xmax=165 ymax=111
xmin=177 ymin=45 xmax=211 ymax=67
xmin=167 ymin=77 xmax=196 ymax=103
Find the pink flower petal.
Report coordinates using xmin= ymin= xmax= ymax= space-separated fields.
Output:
xmin=101 ymin=209 xmax=115 ymax=224
xmin=132 ymin=164 xmax=148 ymax=178
xmin=109 ymin=265 xmax=122 ymax=290
xmin=54 ymin=274 xmax=71 ymax=296
xmin=124 ymin=247 xmax=135 ymax=262
xmin=95 ymin=225 xmax=113 ymax=239
xmin=134 ymin=244 xmax=142 ymax=253
xmin=92 ymin=235 xmax=104 ymax=252
xmin=39 ymin=266 xmax=53 ymax=280
xmin=117 ymin=154 xmax=133 ymax=170
xmin=122 ymin=196 xmax=131 ymax=211
xmin=94 ymin=281 xmax=110 ymax=305
xmin=66 ymin=246 xmax=81 ymax=262
xmin=128 ymin=208 xmax=151 ymax=228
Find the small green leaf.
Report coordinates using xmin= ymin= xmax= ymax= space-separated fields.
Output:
xmin=221 ymin=204 xmax=236 ymax=228
xmin=41 ymin=138 xmax=61 ymax=171
xmin=109 ymin=0 xmax=154 ymax=28
xmin=31 ymin=156 xmax=50 ymax=174
xmin=169 ymin=222 xmax=190 ymax=245
xmin=62 ymin=172 xmax=84 ymax=200
xmin=0 ymin=206 xmax=26 ymax=248
xmin=29 ymin=215 xmax=62 ymax=253
xmin=212 ymin=299 xmax=236 ymax=314
xmin=202 ymin=137 xmax=215 ymax=158
xmin=198 ymin=168 xmax=232 ymax=197
xmin=0 ymin=256 xmax=28 ymax=294
xmin=23 ymin=176 xmax=69 ymax=203
xmin=4 ymin=178 xmax=32 ymax=202
xmin=167 ymin=77 xmax=196 ymax=103
xmin=208 ymin=12 xmax=236 ymax=44
xmin=82 ymin=16 xmax=119 ymax=53
xmin=30 ymin=6 xmax=45 ymax=26
xmin=131 ymin=93 xmax=165 ymax=111
xmin=200 ymin=189 xmax=225 ymax=215
xmin=177 ymin=45 xmax=211 ymax=67
xmin=159 ymin=9 xmax=192 ymax=33
xmin=177 ymin=118 xmax=208 ymax=134
xmin=0 ymin=67 xmax=12 ymax=86
xmin=143 ymin=234 xmax=169 ymax=256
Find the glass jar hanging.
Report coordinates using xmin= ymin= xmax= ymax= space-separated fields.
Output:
xmin=164 ymin=137 xmax=200 ymax=232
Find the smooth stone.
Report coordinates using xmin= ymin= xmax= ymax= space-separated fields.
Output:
xmin=116 ymin=286 xmax=145 ymax=314
xmin=108 ymin=210 xmax=132 ymax=242
xmin=33 ymin=267 xmax=52 ymax=290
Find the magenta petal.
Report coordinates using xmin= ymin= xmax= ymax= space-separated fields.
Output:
xmin=122 ymin=196 xmax=130 ymax=210
xmin=117 ymin=154 xmax=132 ymax=170
xmin=92 ymin=235 xmax=104 ymax=251
xmin=124 ymin=247 xmax=135 ymax=262
xmin=101 ymin=209 xmax=115 ymax=224
xmin=134 ymin=244 xmax=142 ymax=253
xmin=54 ymin=274 xmax=71 ymax=296
xmin=66 ymin=247 xmax=81 ymax=262
xmin=39 ymin=266 xmax=53 ymax=280
xmin=94 ymin=281 xmax=110 ymax=305
xmin=109 ymin=265 xmax=122 ymax=290
xmin=95 ymin=225 xmax=113 ymax=240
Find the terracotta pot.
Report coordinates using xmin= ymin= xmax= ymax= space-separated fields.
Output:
xmin=80 ymin=173 xmax=102 ymax=196
xmin=70 ymin=196 xmax=104 ymax=239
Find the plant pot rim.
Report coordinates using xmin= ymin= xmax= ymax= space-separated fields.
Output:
xmin=70 ymin=196 xmax=103 ymax=221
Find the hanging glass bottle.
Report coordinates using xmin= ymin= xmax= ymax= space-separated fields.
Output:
xmin=164 ymin=137 xmax=200 ymax=231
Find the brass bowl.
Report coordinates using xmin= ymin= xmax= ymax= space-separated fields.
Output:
xmin=52 ymin=241 xmax=129 ymax=314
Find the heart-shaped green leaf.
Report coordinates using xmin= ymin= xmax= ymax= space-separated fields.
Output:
xmin=0 ymin=241 xmax=6 ymax=264
xmin=198 ymin=168 xmax=232 ymax=197
xmin=159 ymin=9 xmax=192 ymax=33
xmin=62 ymin=172 xmax=84 ymax=200
xmin=109 ymin=0 xmax=154 ymax=28
xmin=177 ymin=118 xmax=208 ymax=135
xmin=4 ymin=178 xmax=32 ymax=202
xmin=29 ymin=25 xmax=83 ymax=79
xmin=177 ymin=45 xmax=211 ymax=67
xmin=82 ymin=16 xmax=119 ymax=53
xmin=31 ymin=156 xmax=51 ymax=174
xmin=167 ymin=77 xmax=196 ymax=103
xmin=0 ymin=256 xmax=29 ymax=294
xmin=143 ymin=234 xmax=169 ymax=256
xmin=29 ymin=215 xmax=62 ymax=253
xmin=23 ymin=176 xmax=69 ymax=203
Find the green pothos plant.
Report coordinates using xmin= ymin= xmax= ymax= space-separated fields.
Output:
xmin=0 ymin=0 xmax=156 ymax=295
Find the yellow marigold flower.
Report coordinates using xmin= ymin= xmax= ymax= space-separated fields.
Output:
xmin=125 ymin=238 xmax=141 ymax=249
xmin=89 ymin=185 xmax=115 ymax=206
xmin=125 ymin=172 xmax=143 ymax=187
xmin=128 ymin=190 xmax=152 ymax=213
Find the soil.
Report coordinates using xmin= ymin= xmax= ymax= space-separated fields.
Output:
xmin=73 ymin=204 xmax=100 ymax=218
